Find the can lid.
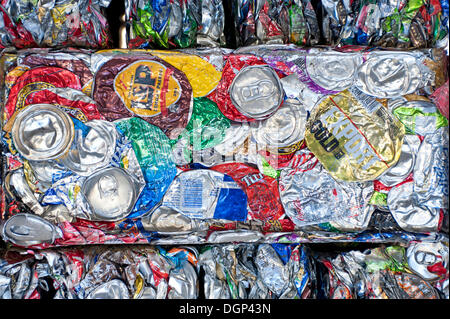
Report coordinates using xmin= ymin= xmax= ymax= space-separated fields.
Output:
xmin=12 ymin=104 xmax=75 ymax=161
xmin=306 ymin=51 xmax=361 ymax=92
xmin=251 ymin=99 xmax=307 ymax=149
xmin=1 ymin=213 xmax=59 ymax=246
xmin=81 ymin=167 xmax=138 ymax=221
xmin=229 ymin=65 xmax=284 ymax=120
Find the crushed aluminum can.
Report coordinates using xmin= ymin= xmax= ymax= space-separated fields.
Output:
xmin=377 ymin=134 xmax=418 ymax=187
xmin=229 ymin=64 xmax=285 ymax=120
xmin=115 ymin=117 xmax=177 ymax=218
xmin=250 ymin=98 xmax=307 ymax=155
xmin=211 ymin=162 xmax=285 ymax=221
xmin=355 ymin=51 xmax=433 ymax=98
xmin=11 ymin=104 xmax=75 ymax=161
xmin=5 ymin=168 xmax=45 ymax=215
xmin=279 ymin=149 xmax=363 ymax=227
xmin=328 ymin=181 xmax=375 ymax=233
xmin=255 ymin=244 xmax=289 ymax=297
xmin=413 ymin=126 xmax=449 ymax=210
xmin=81 ymin=167 xmax=141 ymax=222
xmin=406 ymin=241 xmax=449 ymax=281
xmin=140 ymin=205 xmax=206 ymax=235
xmin=93 ymin=55 xmax=193 ymax=140
xmin=160 ymin=169 xmax=248 ymax=221
xmin=22 ymin=87 xmax=104 ymax=122
xmin=86 ymin=279 xmax=130 ymax=299
xmin=4 ymin=67 xmax=83 ymax=121
xmin=167 ymin=261 xmax=198 ymax=299
xmin=305 ymin=88 xmax=405 ymax=182
xmin=59 ymin=119 xmax=118 ymax=176
xmin=196 ymin=0 xmax=226 ymax=47
xmin=305 ymin=50 xmax=362 ymax=92
xmin=1 ymin=213 xmax=62 ymax=247
xmin=392 ymin=100 xmax=449 ymax=136
xmin=387 ymin=181 xmax=442 ymax=232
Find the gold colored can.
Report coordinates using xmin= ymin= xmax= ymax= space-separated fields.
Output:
xmin=305 ymin=88 xmax=405 ymax=182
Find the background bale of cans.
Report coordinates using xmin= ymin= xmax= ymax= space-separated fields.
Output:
xmin=0 ymin=0 xmax=113 ymax=49
xmin=0 ymin=240 xmax=448 ymax=299
xmin=0 ymin=46 xmax=448 ymax=250
xmin=122 ymin=0 xmax=450 ymax=50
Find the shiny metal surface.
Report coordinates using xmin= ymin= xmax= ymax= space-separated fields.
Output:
xmin=81 ymin=167 xmax=139 ymax=221
xmin=229 ymin=65 xmax=284 ymax=120
xmin=11 ymin=104 xmax=75 ymax=161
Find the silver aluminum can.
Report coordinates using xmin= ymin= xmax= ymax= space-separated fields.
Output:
xmin=406 ymin=242 xmax=449 ymax=281
xmin=387 ymin=181 xmax=441 ymax=233
xmin=60 ymin=120 xmax=118 ymax=176
xmin=278 ymin=149 xmax=354 ymax=226
xmin=1 ymin=213 xmax=62 ymax=247
xmin=329 ymin=181 xmax=375 ymax=233
xmin=167 ymin=262 xmax=198 ymax=299
xmin=377 ymin=134 xmax=419 ymax=187
xmin=305 ymin=50 xmax=362 ymax=92
xmin=255 ymin=244 xmax=289 ymax=297
xmin=11 ymin=104 xmax=75 ymax=161
xmin=355 ymin=52 xmax=431 ymax=98
xmin=229 ymin=65 xmax=285 ymax=120
xmin=5 ymin=169 xmax=45 ymax=215
xmin=140 ymin=205 xmax=206 ymax=234
xmin=250 ymin=99 xmax=307 ymax=154
xmin=413 ymin=127 xmax=448 ymax=210
xmin=86 ymin=279 xmax=130 ymax=299
xmin=81 ymin=167 xmax=140 ymax=221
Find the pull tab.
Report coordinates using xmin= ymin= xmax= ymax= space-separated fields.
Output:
xmin=98 ymin=174 xmax=119 ymax=198
xmin=414 ymin=250 xmax=438 ymax=265
xmin=239 ymin=80 xmax=275 ymax=102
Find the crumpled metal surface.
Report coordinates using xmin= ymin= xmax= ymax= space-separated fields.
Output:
xmin=0 ymin=0 xmax=111 ymax=49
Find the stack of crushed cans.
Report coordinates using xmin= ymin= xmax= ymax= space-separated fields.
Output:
xmin=0 ymin=0 xmax=448 ymax=299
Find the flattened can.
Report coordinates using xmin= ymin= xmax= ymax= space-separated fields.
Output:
xmin=211 ymin=162 xmax=285 ymax=221
xmin=250 ymin=99 xmax=307 ymax=154
xmin=1 ymin=213 xmax=62 ymax=247
xmin=413 ymin=127 xmax=449 ymax=210
xmin=229 ymin=65 xmax=285 ymax=120
xmin=4 ymin=66 xmax=82 ymax=120
xmin=93 ymin=55 xmax=193 ymax=140
xmin=305 ymin=50 xmax=362 ymax=92
xmin=377 ymin=134 xmax=419 ymax=187
xmin=81 ymin=167 xmax=140 ymax=222
xmin=387 ymin=181 xmax=442 ymax=232
xmin=86 ymin=279 xmax=130 ymax=299
xmin=60 ymin=120 xmax=118 ymax=176
xmin=278 ymin=149 xmax=355 ymax=227
xmin=11 ymin=104 xmax=75 ymax=161
xmin=304 ymin=88 xmax=405 ymax=182
xmin=392 ymin=100 xmax=449 ymax=136
xmin=355 ymin=52 xmax=432 ymax=98
xmin=160 ymin=169 xmax=248 ymax=221
xmin=215 ymin=54 xmax=284 ymax=122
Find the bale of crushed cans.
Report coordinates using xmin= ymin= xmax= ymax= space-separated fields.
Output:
xmin=0 ymin=45 xmax=448 ymax=251
xmin=0 ymin=0 xmax=112 ymax=49
xmin=122 ymin=0 xmax=450 ymax=50
xmin=231 ymin=0 xmax=449 ymax=49
xmin=0 ymin=240 xmax=447 ymax=299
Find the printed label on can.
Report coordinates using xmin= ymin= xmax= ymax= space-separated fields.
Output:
xmin=114 ymin=60 xmax=182 ymax=118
